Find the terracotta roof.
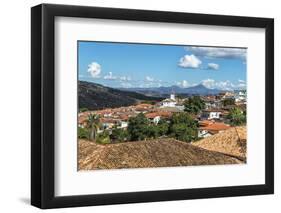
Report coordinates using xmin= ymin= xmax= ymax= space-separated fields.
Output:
xmin=199 ymin=120 xmax=214 ymax=127
xmin=100 ymin=118 xmax=118 ymax=124
xmin=158 ymin=111 xmax=172 ymax=118
xmin=199 ymin=122 xmax=230 ymax=131
xmin=145 ymin=112 xmax=159 ymax=119
xmin=135 ymin=104 xmax=153 ymax=111
xmin=193 ymin=126 xmax=247 ymax=160
xmin=119 ymin=114 xmax=129 ymax=121
xmin=145 ymin=111 xmax=172 ymax=119
xmin=135 ymin=107 xmax=148 ymax=111
xmin=78 ymin=138 xmax=243 ymax=170
xmin=158 ymin=107 xmax=182 ymax=112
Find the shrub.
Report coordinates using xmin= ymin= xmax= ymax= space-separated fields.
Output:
xmin=78 ymin=127 xmax=89 ymax=139
xmin=110 ymin=128 xmax=129 ymax=143
xmin=96 ymin=131 xmax=111 ymax=144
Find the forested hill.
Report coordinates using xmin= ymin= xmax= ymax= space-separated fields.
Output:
xmin=78 ymin=81 xmax=163 ymax=110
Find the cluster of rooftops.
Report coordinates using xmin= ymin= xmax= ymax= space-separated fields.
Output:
xmin=78 ymin=90 xmax=246 ymax=139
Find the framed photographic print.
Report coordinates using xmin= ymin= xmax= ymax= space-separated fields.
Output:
xmin=31 ymin=3 xmax=274 ymax=209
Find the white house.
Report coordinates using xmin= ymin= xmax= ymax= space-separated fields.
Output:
xmin=209 ymin=111 xmax=222 ymax=119
xmin=198 ymin=129 xmax=213 ymax=138
xmin=201 ymin=110 xmax=223 ymax=120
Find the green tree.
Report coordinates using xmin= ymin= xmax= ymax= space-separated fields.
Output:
xmin=169 ymin=112 xmax=198 ymax=142
xmin=146 ymin=125 xmax=159 ymax=139
xmin=110 ymin=128 xmax=129 ymax=143
xmin=127 ymin=113 xmax=150 ymax=141
xmin=86 ymin=113 xmax=100 ymax=141
xmin=184 ymin=96 xmax=205 ymax=114
xmin=157 ymin=119 xmax=169 ymax=136
xmin=227 ymin=107 xmax=246 ymax=126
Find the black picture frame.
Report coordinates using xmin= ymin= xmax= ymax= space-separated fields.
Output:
xmin=31 ymin=3 xmax=274 ymax=209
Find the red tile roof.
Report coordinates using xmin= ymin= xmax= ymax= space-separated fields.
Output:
xmin=199 ymin=122 xmax=230 ymax=131
xmin=145 ymin=111 xmax=172 ymax=119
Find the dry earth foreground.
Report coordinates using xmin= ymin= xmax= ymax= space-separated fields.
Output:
xmin=78 ymin=126 xmax=246 ymax=170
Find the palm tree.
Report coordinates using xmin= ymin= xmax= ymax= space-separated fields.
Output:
xmin=86 ymin=113 xmax=100 ymax=141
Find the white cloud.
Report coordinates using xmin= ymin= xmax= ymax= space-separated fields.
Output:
xmin=201 ymin=79 xmax=216 ymax=89
xmin=145 ymin=76 xmax=154 ymax=82
xmin=207 ymin=63 xmax=219 ymax=70
xmin=215 ymin=80 xmax=235 ymax=91
xmin=177 ymin=80 xmax=190 ymax=88
xmin=138 ymin=81 xmax=163 ymax=88
xmin=201 ymin=79 xmax=246 ymax=91
xmin=237 ymin=80 xmax=246 ymax=88
xmin=185 ymin=47 xmax=246 ymax=60
xmin=120 ymin=76 xmax=131 ymax=81
xmin=178 ymin=54 xmax=202 ymax=69
xmin=87 ymin=62 xmax=101 ymax=78
xmin=237 ymin=83 xmax=246 ymax=88
xmin=104 ymin=72 xmax=117 ymax=80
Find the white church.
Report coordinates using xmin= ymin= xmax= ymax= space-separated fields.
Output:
xmin=161 ymin=93 xmax=177 ymax=107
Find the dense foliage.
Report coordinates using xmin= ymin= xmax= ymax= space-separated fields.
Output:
xmin=127 ymin=113 xmax=150 ymax=141
xmin=110 ymin=128 xmax=129 ymax=143
xmin=80 ymin=112 xmax=199 ymax=144
xmin=126 ymin=112 xmax=198 ymax=143
xmin=169 ymin=112 xmax=198 ymax=142
xmin=184 ymin=96 xmax=205 ymax=114
xmin=227 ymin=107 xmax=246 ymax=126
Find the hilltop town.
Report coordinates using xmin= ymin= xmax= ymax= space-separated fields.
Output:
xmin=78 ymin=89 xmax=246 ymax=141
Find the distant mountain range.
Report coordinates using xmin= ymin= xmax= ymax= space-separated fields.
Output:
xmin=119 ymin=84 xmax=223 ymax=97
xmin=79 ymin=81 xmax=163 ymax=110
xmin=79 ymin=81 xmax=228 ymax=110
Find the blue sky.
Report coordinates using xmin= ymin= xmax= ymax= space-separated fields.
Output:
xmin=78 ymin=41 xmax=247 ymax=90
